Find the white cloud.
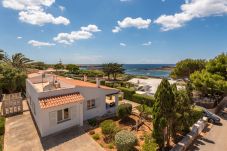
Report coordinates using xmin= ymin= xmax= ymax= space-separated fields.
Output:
xmin=59 ymin=5 xmax=65 ymax=12
xmin=2 ymin=0 xmax=70 ymax=26
xmin=120 ymin=43 xmax=126 ymax=47
xmin=112 ymin=26 xmax=121 ymax=33
xmin=112 ymin=17 xmax=151 ymax=33
xmin=155 ymin=0 xmax=227 ymax=31
xmin=2 ymin=0 xmax=55 ymax=10
xmin=17 ymin=36 xmax=22 ymax=39
xmin=28 ymin=40 xmax=55 ymax=47
xmin=19 ymin=10 xmax=70 ymax=26
xmin=142 ymin=41 xmax=152 ymax=46
xmin=118 ymin=17 xmax=151 ymax=29
xmin=80 ymin=24 xmax=101 ymax=32
xmin=53 ymin=25 xmax=101 ymax=44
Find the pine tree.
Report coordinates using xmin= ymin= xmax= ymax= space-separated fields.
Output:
xmin=152 ymin=78 xmax=175 ymax=149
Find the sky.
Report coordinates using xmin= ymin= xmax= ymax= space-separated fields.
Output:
xmin=0 ymin=0 xmax=227 ymax=64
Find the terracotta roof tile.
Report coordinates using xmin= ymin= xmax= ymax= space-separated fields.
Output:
xmin=39 ymin=93 xmax=84 ymax=109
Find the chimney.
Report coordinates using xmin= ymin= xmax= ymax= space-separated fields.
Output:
xmin=96 ymin=78 xmax=100 ymax=88
xmin=84 ymin=75 xmax=87 ymax=82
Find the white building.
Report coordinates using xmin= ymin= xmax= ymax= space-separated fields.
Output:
xmin=26 ymin=74 xmax=119 ymax=137
xmin=128 ymin=78 xmax=183 ymax=96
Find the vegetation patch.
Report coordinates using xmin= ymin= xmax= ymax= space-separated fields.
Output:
xmin=132 ymin=94 xmax=154 ymax=107
xmin=0 ymin=117 xmax=5 ymax=151
xmin=115 ymin=130 xmax=137 ymax=151
xmin=117 ymin=87 xmax=135 ymax=100
xmin=116 ymin=103 xmax=132 ymax=119
xmin=92 ymin=133 xmax=100 ymax=140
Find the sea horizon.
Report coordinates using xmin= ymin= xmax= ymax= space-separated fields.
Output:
xmin=80 ymin=64 xmax=175 ymax=78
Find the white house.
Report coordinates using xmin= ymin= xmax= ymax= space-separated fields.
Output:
xmin=26 ymin=73 xmax=119 ymax=137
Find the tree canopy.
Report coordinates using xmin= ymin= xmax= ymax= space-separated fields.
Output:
xmin=28 ymin=61 xmax=48 ymax=70
xmin=190 ymin=53 xmax=227 ymax=98
xmin=102 ymin=63 xmax=125 ymax=80
xmin=54 ymin=63 xmax=64 ymax=70
xmin=0 ymin=63 xmax=27 ymax=94
xmin=206 ymin=53 xmax=227 ymax=80
xmin=171 ymin=59 xmax=206 ymax=79
xmin=3 ymin=53 xmax=33 ymax=71
xmin=190 ymin=70 xmax=227 ymax=98
xmin=66 ymin=64 xmax=79 ymax=74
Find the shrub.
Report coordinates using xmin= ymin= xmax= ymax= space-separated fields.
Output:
xmin=92 ymin=133 xmax=100 ymax=140
xmin=118 ymin=95 xmax=123 ymax=101
xmin=115 ymin=130 xmax=137 ymax=151
xmin=105 ymin=82 xmax=114 ymax=88
xmin=108 ymin=143 xmax=114 ymax=149
xmin=89 ymin=130 xmax=95 ymax=135
xmin=116 ymin=103 xmax=132 ymax=119
xmin=100 ymin=80 xmax=106 ymax=86
xmin=88 ymin=118 xmax=98 ymax=127
xmin=136 ymin=105 xmax=153 ymax=116
xmin=142 ymin=135 xmax=158 ymax=151
xmin=0 ymin=117 xmax=5 ymax=135
xmin=100 ymin=120 xmax=117 ymax=136
xmin=117 ymin=87 xmax=135 ymax=100
xmin=189 ymin=106 xmax=203 ymax=125
xmin=132 ymin=94 xmax=154 ymax=107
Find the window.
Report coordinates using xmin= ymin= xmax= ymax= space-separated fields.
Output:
xmin=57 ymin=108 xmax=70 ymax=123
xmin=87 ymin=99 xmax=96 ymax=110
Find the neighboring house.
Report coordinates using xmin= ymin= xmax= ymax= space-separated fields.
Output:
xmin=26 ymin=74 xmax=119 ymax=137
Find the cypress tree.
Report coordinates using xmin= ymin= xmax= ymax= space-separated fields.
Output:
xmin=152 ymin=78 xmax=175 ymax=149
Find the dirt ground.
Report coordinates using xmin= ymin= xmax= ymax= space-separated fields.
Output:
xmin=87 ymin=114 xmax=153 ymax=151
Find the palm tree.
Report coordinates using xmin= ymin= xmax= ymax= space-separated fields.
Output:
xmin=3 ymin=53 xmax=33 ymax=71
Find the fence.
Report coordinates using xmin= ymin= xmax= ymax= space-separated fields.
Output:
xmin=1 ymin=92 xmax=23 ymax=117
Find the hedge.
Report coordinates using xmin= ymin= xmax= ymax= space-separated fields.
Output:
xmin=0 ymin=117 xmax=5 ymax=135
xmin=132 ymin=94 xmax=154 ymax=107
xmin=117 ymin=87 xmax=135 ymax=100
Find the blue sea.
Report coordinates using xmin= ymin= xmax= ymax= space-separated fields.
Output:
xmin=123 ymin=64 xmax=175 ymax=78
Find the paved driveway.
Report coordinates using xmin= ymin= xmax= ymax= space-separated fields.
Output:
xmin=188 ymin=115 xmax=227 ymax=151
xmin=4 ymin=110 xmax=43 ymax=151
xmin=4 ymin=101 xmax=104 ymax=151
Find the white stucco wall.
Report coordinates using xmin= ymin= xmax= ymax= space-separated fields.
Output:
xmin=26 ymin=80 xmax=42 ymax=132
xmin=26 ymin=78 xmax=119 ymax=137
xmin=39 ymin=102 xmax=83 ymax=137
xmin=76 ymin=87 xmax=119 ymax=120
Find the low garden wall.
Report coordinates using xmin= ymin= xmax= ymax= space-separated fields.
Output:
xmin=171 ymin=118 xmax=207 ymax=151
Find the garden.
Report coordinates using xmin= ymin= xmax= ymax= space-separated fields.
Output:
xmin=85 ymin=103 xmax=154 ymax=151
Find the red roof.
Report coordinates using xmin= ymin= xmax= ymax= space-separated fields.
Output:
xmin=39 ymin=93 xmax=84 ymax=109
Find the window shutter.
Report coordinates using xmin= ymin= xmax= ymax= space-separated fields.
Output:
xmin=49 ymin=111 xmax=57 ymax=126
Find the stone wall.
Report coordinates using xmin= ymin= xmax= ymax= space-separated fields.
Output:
xmin=171 ymin=118 xmax=207 ymax=151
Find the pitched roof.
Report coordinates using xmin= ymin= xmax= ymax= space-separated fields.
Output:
xmin=39 ymin=93 xmax=84 ymax=109
xmin=57 ymin=76 xmax=116 ymax=90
